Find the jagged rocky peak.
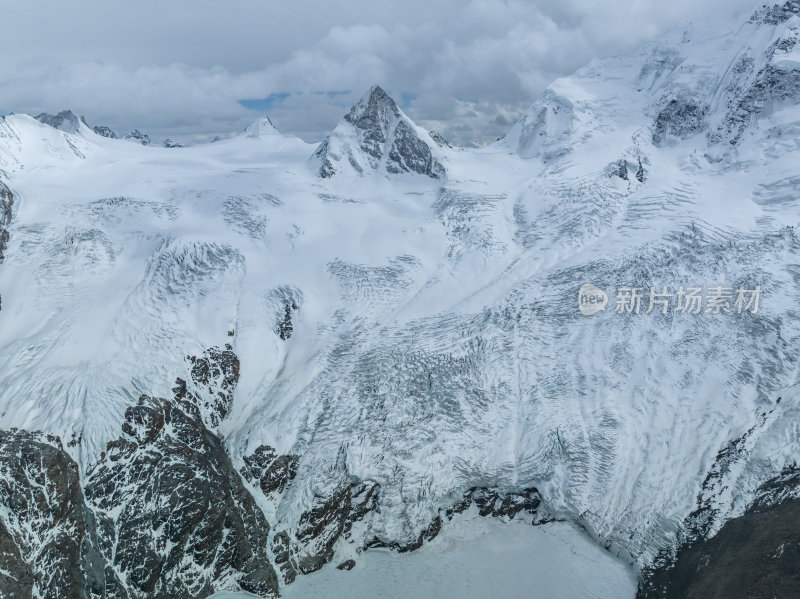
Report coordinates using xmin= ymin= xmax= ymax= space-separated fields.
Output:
xmin=750 ymin=0 xmax=800 ymax=24
xmin=79 ymin=115 xmax=118 ymax=139
xmin=92 ymin=125 xmax=117 ymax=139
xmin=244 ymin=114 xmax=280 ymax=138
xmin=124 ymin=129 xmax=151 ymax=145
xmin=343 ymin=84 xmax=397 ymax=129
xmin=313 ymin=84 xmax=446 ymax=179
xmin=34 ymin=109 xmax=80 ymax=133
xmin=162 ymin=138 xmax=184 ymax=148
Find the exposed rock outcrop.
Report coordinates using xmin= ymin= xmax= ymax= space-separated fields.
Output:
xmin=447 ymin=486 xmax=544 ymax=520
xmin=266 ymin=480 xmax=380 ymax=583
xmin=0 ymin=180 xmax=12 ymax=263
xmin=124 ymin=130 xmax=151 ymax=145
xmin=34 ymin=110 xmax=80 ymax=133
xmin=652 ymin=98 xmax=707 ymax=146
xmin=428 ymin=130 xmax=453 ymax=149
xmin=0 ymin=346 xmax=279 ymax=599
xmin=92 ymin=125 xmax=118 ymax=139
xmin=0 ymin=430 xmax=125 ymax=599
xmin=85 ymin=393 xmax=278 ymax=598
xmin=172 ymin=344 xmax=240 ymax=429
xmin=240 ymin=445 xmax=299 ymax=498
xmin=639 ymin=468 xmax=800 ymax=598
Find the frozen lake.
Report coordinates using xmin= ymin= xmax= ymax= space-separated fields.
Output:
xmin=211 ymin=513 xmax=637 ymax=599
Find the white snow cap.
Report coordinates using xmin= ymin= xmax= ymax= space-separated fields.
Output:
xmin=244 ymin=115 xmax=280 ymax=138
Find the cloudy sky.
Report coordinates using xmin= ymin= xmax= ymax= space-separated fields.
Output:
xmin=1 ymin=0 xmax=758 ymax=146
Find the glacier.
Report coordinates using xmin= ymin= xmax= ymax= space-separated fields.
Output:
xmin=0 ymin=2 xmax=800 ymax=597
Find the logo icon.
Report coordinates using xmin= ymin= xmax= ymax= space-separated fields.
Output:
xmin=578 ymin=283 xmax=607 ymax=316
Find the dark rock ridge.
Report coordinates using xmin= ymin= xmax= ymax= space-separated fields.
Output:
xmin=0 ymin=179 xmax=13 ymax=310
xmin=0 ymin=345 xmax=279 ymax=599
xmin=79 ymin=116 xmax=117 ymax=139
xmin=364 ymin=487 xmax=546 ymax=555
xmin=34 ymin=110 xmax=79 ymax=133
xmin=92 ymin=125 xmax=118 ymax=139
xmin=124 ymin=130 xmax=151 ymax=145
xmin=242 ymin=441 xmax=364 ymax=585
xmin=275 ymin=301 xmax=299 ymax=340
xmin=638 ymin=467 xmax=800 ymax=598
xmin=0 ymin=429 xmax=125 ymax=598
xmin=85 ymin=394 xmax=278 ymax=598
xmin=162 ymin=138 xmax=184 ymax=148
xmin=314 ymin=139 xmax=335 ymax=177
xmin=0 ymin=179 xmax=12 ymax=264
xmin=266 ymin=479 xmax=381 ymax=583
xmin=446 ymin=486 xmax=545 ymax=521
xmin=636 ymin=158 xmax=645 ymax=182
xmin=428 ymin=130 xmax=453 ymax=148
xmin=313 ymin=85 xmax=446 ymax=179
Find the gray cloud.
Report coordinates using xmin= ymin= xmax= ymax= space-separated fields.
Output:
xmin=0 ymin=0 xmax=760 ymax=145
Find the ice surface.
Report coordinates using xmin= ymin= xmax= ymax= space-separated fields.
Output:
xmin=210 ymin=513 xmax=637 ymax=599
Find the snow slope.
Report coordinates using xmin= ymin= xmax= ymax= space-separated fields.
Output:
xmin=0 ymin=2 xmax=800 ymax=596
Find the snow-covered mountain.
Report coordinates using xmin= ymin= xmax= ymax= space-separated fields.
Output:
xmin=34 ymin=110 xmax=81 ymax=133
xmin=1 ymin=2 xmax=800 ymax=597
xmin=313 ymin=85 xmax=446 ymax=179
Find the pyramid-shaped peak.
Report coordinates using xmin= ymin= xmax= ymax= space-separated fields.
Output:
xmin=365 ymin=84 xmax=391 ymax=102
xmin=360 ymin=85 xmax=394 ymax=106
xmin=344 ymin=85 xmax=401 ymax=127
xmin=244 ymin=114 xmax=280 ymax=138
xmin=313 ymin=84 xmax=445 ymax=180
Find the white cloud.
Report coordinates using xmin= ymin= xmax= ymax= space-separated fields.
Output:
xmin=0 ymin=0 xmax=761 ymax=145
